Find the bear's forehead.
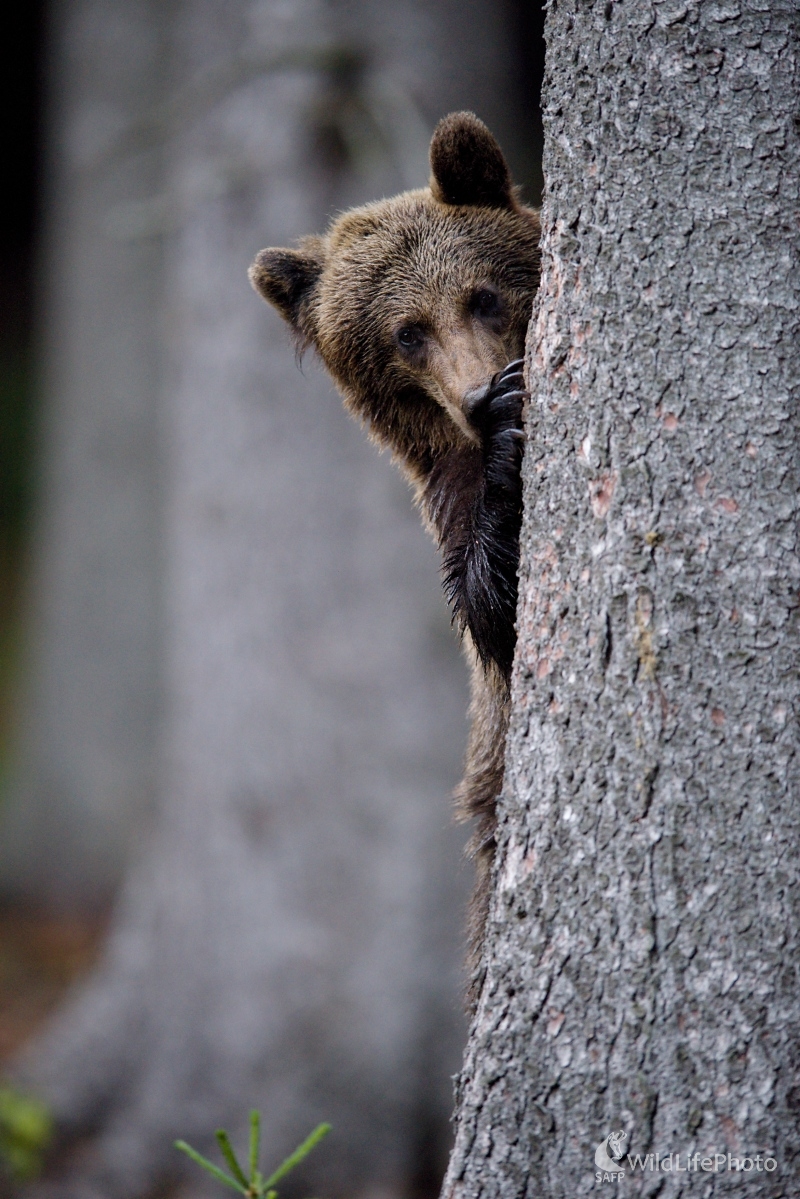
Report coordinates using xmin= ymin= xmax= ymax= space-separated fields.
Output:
xmin=322 ymin=193 xmax=519 ymax=296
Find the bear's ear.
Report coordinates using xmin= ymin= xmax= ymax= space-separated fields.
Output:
xmin=429 ymin=111 xmax=514 ymax=210
xmin=249 ymin=241 xmax=324 ymax=332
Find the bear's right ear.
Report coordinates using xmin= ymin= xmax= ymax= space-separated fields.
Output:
xmin=429 ymin=111 xmax=515 ymax=210
xmin=249 ymin=242 xmax=324 ymax=333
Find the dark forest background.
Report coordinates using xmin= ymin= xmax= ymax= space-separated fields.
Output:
xmin=0 ymin=2 xmax=544 ymax=824
xmin=0 ymin=6 xmax=545 ymax=1195
xmin=1 ymin=3 xmax=45 ymax=781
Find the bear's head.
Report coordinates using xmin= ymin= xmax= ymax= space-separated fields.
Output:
xmin=250 ymin=111 xmax=540 ymax=478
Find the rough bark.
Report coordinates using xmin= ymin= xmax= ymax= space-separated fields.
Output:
xmin=13 ymin=3 xmax=534 ymax=1198
xmin=444 ymin=2 xmax=800 ymax=1196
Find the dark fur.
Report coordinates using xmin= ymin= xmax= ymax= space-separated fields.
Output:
xmin=250 ymin=113 xmax=540 ymax=999
xmin=428 ymin=360 xmax=526 ymax=678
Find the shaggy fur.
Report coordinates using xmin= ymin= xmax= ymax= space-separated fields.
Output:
xmin=250 ymin=112 xmax=540 ymax=997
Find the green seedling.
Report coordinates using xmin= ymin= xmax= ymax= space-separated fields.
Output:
xmin=0 ymin=1085 xmax=53 ymax=1180
xmin=176 ymin=1110 xmax=330 ymax=1199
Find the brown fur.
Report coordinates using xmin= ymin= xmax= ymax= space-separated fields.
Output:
xmin=250 ymin=112 xmax=540 ymax=1000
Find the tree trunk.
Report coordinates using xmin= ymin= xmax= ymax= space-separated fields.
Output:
xmin=14 ymin=4 xmax=535 ymax=1198
xmin=444 ymin=2 xmax=799 ymax=1196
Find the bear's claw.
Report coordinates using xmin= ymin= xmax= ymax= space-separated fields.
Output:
xmin=468 ymin=361 xmax=528 ymax=498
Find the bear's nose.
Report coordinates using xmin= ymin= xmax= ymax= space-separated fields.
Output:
xmin=462 ymin=381 xmax=491 ymax=420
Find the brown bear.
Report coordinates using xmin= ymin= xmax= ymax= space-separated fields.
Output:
xmin=249 ymin=111 xmax=540 ymax=993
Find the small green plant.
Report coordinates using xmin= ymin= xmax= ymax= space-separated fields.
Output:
xmin=175 ymin=1110 xmax=330 ymax=1199
xmin=0 ymin=1086 xmax=53 ymax=1180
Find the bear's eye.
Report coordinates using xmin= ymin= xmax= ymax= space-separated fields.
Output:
xmin=471 ymin=288 xmax=502 ymax=318
xmin=396 ymin=325 xmax=425 ymax=352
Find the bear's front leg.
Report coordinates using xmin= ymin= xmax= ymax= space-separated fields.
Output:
xmin=442 ymin=359 xmax=527 ymax=679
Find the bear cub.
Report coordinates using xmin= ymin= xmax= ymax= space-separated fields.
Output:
xmin=250 ymin=112 xmax=540 ymax=992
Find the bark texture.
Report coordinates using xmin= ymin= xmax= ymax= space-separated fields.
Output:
xmin=13 ymin=3 xmax=534 ymax=1198
xmin=444 ymin=1 xmax=800 ymax=1196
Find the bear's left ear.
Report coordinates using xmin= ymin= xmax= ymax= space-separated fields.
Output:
xmin=249 ymin=239 xmax=324 ymax=334
xmin=429 ymin=111 xmax=515 ymax=210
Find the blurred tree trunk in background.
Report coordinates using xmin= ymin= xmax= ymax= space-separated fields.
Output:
xmin=9 ymin=3 xmax=541 ymax=1198
xmin=444 ymin=2 xmax=800 ymax=1196
xmin=0 ymin=0 xmax=166 ymax=905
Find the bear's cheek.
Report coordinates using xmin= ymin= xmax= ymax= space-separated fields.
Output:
xmin=317 ymin=322 xmax=399 ymax=404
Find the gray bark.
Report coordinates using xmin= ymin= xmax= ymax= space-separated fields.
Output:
xmin=14 ymin=3 xmax=534 ymax=1198
xmin=445 ymin=2 xmax=800 ymax=1197
xmin=0 ymin=0 xmax=166 ymax=905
